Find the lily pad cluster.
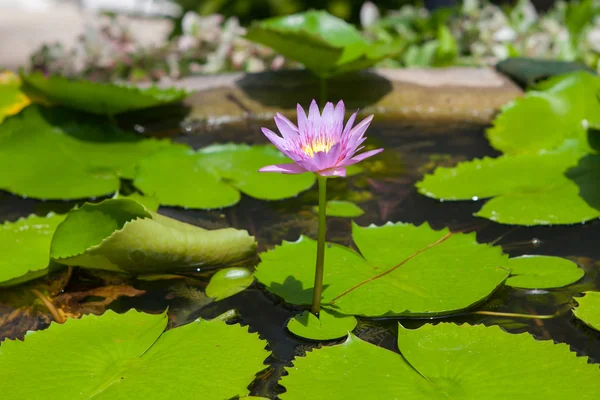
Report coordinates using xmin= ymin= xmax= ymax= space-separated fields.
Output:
xmin=417 ymin=72 xmax=600 ymax=225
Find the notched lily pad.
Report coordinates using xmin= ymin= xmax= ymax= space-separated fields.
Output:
xmin=0 ymin=309 xmax=269 ymax=399
xmin=280 ymin=323 xmax=600 ymax=399
xmin=0 ymin=71 xmax=30 ymax=123
xmin=50 ymin=198 xmax=257 ymax=273
xmin=21 ymin=72 xmax=188 ymax=115
xmin=573 ymin=291 xmax=600 ymax=332
xmin=287 ymin=309 xmax=357 ymax=341
xmin=505 ymin=255 xmax=584 ymax=289
xmin=0 ymin=213 xmax=66 ymax=286
xmin=256 ymin=222 xmax=509 ymax=317
xmin=206 ymin=267 xmax=254 ymax=301
xmin=313 ymin=200 xmax=364 ymax=218
xmin=134 ymin=144 xmax=315 ymax=209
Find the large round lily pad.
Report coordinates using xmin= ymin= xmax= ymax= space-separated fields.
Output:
xmin=255 ymin=222 xmax=509 ymax=317
xmin=0 ymin=309 xmax=269 ymax=399
xmin=281 ymin=323 xmax=600 ymax=399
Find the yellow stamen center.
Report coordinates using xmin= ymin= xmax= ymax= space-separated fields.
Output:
xmin=301 ymin=138 xmax=334 ymax=157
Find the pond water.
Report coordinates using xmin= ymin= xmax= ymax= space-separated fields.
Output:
xmin=1 ymin=116 xmax=599 ymax=398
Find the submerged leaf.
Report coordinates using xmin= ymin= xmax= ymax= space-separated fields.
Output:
xmin=256 ymin=222 xmax=509 ymax=317
xmin=0 ymin=71 xmax=30 ymax=123
xmin=206 ymin=267 xmax=254 ymax=301
xmin=313 ymin=200 xmax=364 ymax=218
xmin=21 ymin=72 xmax=188 ymax=115
xmin=573 ymin=291 xmax=600 ymax=332
xmin=0 ymin=309 xmax=269 ymax=399
xmin=287 ymin=309 xmax=357 ymax=341
xmin=50 ymin=198 xmax=256 ymax=273
xmin=0 ymin=105 xmax=177 ymax=199
xmin=281 ymin=323 xmax=600 ymax=399
xmin=134 ymin=144 xmax=315 ymax=209
xmin=505 ymin=255 xmax=584 ymax=289
xmin=0 ymin=214 xmax=66 ymax=286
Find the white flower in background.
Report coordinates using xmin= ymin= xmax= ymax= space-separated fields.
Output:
xmin=360 ymin=2 xmax=381 ymax=29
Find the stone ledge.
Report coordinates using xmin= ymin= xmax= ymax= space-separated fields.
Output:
xmin=176 ymin=67 xmax=522 ymax=125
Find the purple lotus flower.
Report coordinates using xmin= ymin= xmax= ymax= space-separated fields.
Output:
xmin=259 ymin=100 xmax=383 ymax=177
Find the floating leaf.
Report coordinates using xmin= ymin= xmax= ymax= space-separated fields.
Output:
xmin=206 ymin=267 xmax=254 ymax=301
xmin=417 ymin=145 xmax=600 ymax=225
xmin=281 ymin=323 xmax=600 ymax=399
xmin=287 ymin=309 xmax=357 ymax=341
xmin=505 ymin=255 xmax=584 ymax=289
xmin=134 ymin=144 xmax=315 ymax=209
xmin=313 ymin=200 xmax=364 ymax=218
xmin=0 ymin=105 xmax=176 ymax=199
xmin=0 ymin=213 xmax=65 ymax=286
xmin=50 ymin=198 xmax=256 ymax=273
xmin=573 ymin=291 xmax=600 ymax=332
xmin=245 ymin=10 xmax=401 ymax=78
xmin=0 ymin=309 xmax=269 ymax=399
xmin=255 ymin=222 xmax=509 ymax=317
xmin=113 ymin=192 xmax=160 ymax=212
xmin=21 ymin=72 xmax=188 ymax=115
xmin=0 ymin=71 xmax=30 ymax=123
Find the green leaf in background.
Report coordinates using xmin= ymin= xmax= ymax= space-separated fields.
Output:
xmin=0 ymin=213 xmax=66 ymax=286
xmin=0 ymin=309 xmax=269 ymax=399
xmin=21 ymin=72 xmax=188 ymax=116
xmin=280 ymin=323 xmax=600 ymax=400
xmin=134 ymin=144 xmax=315 ymax=209
xmin=0 ymin=71 xmax=30 ymax=123
xmin=417 ymin=146 xmax=600 ymax=225
xmin=434 ymin=25 xmax=458 ymax=66
xmin=245 ymin=10 xmax=401 ymax=78
xmin=0 ymin=105 xmax=176 ymax=199
xmin=113 ymin=192 xmax=160 ymax=212
xmin=50 ymin=198 xmax=256 ymax=273
xmin=205 ymin=267 xmax=254 ymax=301
xmin=573 ymin=291 xmax=600 ymax=332
xmin=313 ymin=200 xmax=364 ymax=218
xmin=256 ymin=222 xmax=509 ymax=317
xmin=505 ymin=255 xmax=584 ymax=289
xmin=286 ymin=308 xmax=357 ymax=341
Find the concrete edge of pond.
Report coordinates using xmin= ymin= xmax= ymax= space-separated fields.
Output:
xmin=170 ymin=67 xmax=523 ymax=126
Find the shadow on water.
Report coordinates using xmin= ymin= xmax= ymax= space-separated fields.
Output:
xmin=1 ymin=118 xmax=599 ymax=397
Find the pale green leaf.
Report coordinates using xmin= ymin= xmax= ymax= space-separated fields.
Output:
xmin=287 ymin=309 xmax=357 ymax=340
xmin=505 ymin=255 xmax=584 ymax=289
xmin=312 ymin=200 xmax=364 ymax=218
xmin=573 ymin=291 xmax=600 ymax=332
xmin=206 ymin=267 xmax=254 ymax=301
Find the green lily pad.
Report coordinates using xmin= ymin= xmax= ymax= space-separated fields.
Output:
xmin=0 ymin=71 xmax=30 ymax=123
xmin=0 ymin=105 xmax=177 ymax=200
xmin=245 ymin=10 xmax=401 ymax=79
xmin=134 ymin=144 xmax=315 ymax=209
xmin=313 ymin=200 xmax=364 ymax=218
xmin=287 ymin=309 xmax=357 ymax=341
xmin=50 ymin=198 xmax=256 ymax=273
xmin=573 ymin=291 xmax=600 ymax=332
xmin=0 ymin=309 xmax=269 ymax=399
xmin=113 ymin=192 xmax=160 ymax=212
xmin=505 ymin=255 xmax=584 ymax=289
xmin=21 ymin=72 xmax=188 ymax=115
xmin=206 ymin=267 xmax=254 ymax=301
xmin=255 ymin=222 xmax=509 ymax=317
xmin=417 ymin=145 xmax=600 ymax=225
xmin=281 ymin=323 xmax=600 ymax=399
xmin=0 ymin=213 xmax=66 ymax=286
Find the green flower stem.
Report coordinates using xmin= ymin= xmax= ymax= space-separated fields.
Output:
xmin=312 ymin=175 xmax=327 ymax=315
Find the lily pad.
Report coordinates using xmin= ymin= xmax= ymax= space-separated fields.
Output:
xmin=0 ymin=213 xmax=66 ymax=286
xmin=206 ymin=267 xmax=254 ymax=301
xmin=0 ymin=309 xmax=269 ymax=399
xmin=113 ymin=192 xmax=160 ymax=212
xmin=0 ymin=105 xmax=177 ymax=199
xmin=255 ymin=222 xmax=509 ymax=317
xmin=313 ymin=200 xmax=364 ymax=218
xmin=287 ymin=309 xmax=357 ymax=341
xmin=281 ymin=323 xmax=600 ymax=399
xmin=573 ymin=291 xmax=600 ymax=332
xmin=0 ymin=71 xmax=30 ymax=123
xmin=245 ymin=10 xmax=401 ymax=78
xmin=505 ymin=255 xmax=584 ymax=289
xmin=50 ymin=198 xmax=256 ymax=273
xmin=21 ymin=72 xmax=188 ymax=115
xmin=134 ymin=144 xmax=315 ymax=209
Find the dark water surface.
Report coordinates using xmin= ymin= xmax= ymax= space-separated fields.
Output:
xmin=1 ymin=117 xmax=599 ymax=398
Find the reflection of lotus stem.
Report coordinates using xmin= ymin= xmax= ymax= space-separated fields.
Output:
xmin=472 ymin=310 xmax=558 ymax=320
xmin=319 ymin=78 xmax=328 ymax=105
xmin=312 ymin=175 xmax=327 ymax=315
xmin=31 ymin=289 xmax=65 ymax=324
